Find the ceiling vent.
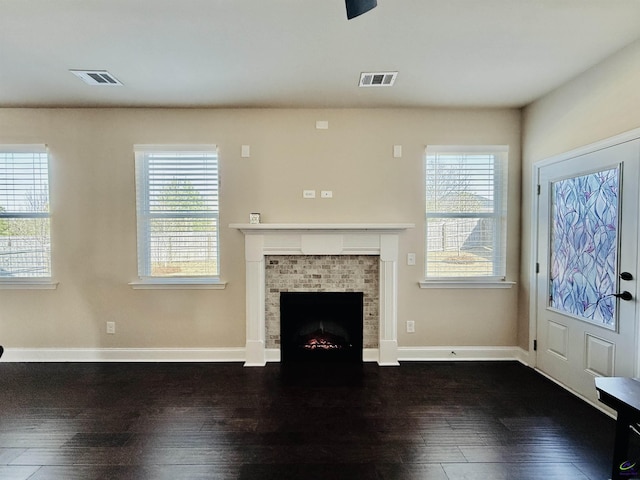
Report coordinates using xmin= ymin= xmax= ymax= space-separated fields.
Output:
xmin=359 ymin=72 xmax=397 ymax=87
xmin=70 ymin=70 xmax=123 ymax=86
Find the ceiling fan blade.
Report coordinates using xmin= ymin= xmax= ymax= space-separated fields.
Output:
xmin=345 ymin=0 xmax=377 ymax=19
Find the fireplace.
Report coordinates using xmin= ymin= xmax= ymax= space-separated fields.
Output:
xmin=230 ymin=223 xmax=414 ymax=366
xmin=280 ymin=292 xmax=364 ymax=363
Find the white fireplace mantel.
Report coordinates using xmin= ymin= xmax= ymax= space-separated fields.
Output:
xmin=230 ymin=223 xmax=414 ymax=366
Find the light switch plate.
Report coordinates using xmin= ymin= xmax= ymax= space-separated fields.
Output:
xmin=303 ymin=190 xmax=316 ymax=198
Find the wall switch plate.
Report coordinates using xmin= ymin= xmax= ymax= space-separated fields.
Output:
xmin=106 ymin=321 xmax=115 ymax=334
xmin=393 ymin=145 xmax=402 ymax=158
xmin=241 ymin=145 xmax=250 ymax=157
xmin=321 ymin=190 xmax=333 ymax=198
xmin=316 ymin=120 xmax=329 ymax=130
xmin=407 ymin=253 xmax=416 ymax=265
xmin=406 ymin=320 xmax=415 ymax=333
xmin=303 ymin=190 xmax=316 ymax=199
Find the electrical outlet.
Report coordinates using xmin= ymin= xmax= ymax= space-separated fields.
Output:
xmin=303 ymin=190 xmax=316 ymax=199
xmin=321 ymin=190 xmax=333 ymax=198
xmin=106 ymin=321 xmax=116 ymax=334
xmin=406 ymin=320 xmax=415 ymax=333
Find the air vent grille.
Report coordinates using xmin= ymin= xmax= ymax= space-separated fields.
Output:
xmin=359 ymin=71 xmax=397 ymax=87
xmin=70 ymin=70 xmax=123 ymax=86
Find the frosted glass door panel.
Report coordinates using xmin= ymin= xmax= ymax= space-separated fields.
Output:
xmin=549 ymin=167 xmax=620 ymax=329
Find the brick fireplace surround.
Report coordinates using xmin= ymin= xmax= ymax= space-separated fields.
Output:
xmin=231 ymin=224 xmax=414 ymax=366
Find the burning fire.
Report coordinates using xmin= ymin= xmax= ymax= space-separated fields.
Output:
xmin=303 ymin=337 xmax=343 ymax=350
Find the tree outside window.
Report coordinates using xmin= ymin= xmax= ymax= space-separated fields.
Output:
xmin=0 ymin=148 xmax=51 ymax=278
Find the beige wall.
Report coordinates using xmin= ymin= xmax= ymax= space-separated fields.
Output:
xmin=521 ymin=39 xmax=640 ymax=350
xmin=0 ymin=107 xmax=521 ymax=351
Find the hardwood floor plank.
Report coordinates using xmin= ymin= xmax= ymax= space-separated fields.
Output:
xmin=442 ymin=462 xmax=591 ymax=480
xmin=0 ymin=433 xmax=73 ymax=449
xmin=376 ymin=463 xmax=449 ymax=480
xmin=0 ymin=465 xmax=40 ymax=480
xmin=458 ymin=444 xmax=602 ymax=463
xmin=63 ymin=433 xmax=133 ymax=448
xmin=0 ymin=449 xmax=27 ymax=465
xmin=238 ymin=463 xmax=380 ymax=480
xmin=27 ymin=465 xmax=242 ymax=480
xmin=399 ymin=445 xmax=467 ymax=463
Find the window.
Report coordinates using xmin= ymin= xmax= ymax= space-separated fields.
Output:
xmin=134 ymin=145 xmax=220 ymax=285
xmin=424 ymin=145 xmax=508 ymax=282
xmin=0 ymin=145 xmax=51 ymax=280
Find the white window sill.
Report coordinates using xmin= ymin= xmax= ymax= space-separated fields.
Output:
xmin=0 ymin=280 xmax=58 ymax=290
xmin=129 ymin=278 xmax=227 ymax=290
xmin=419 ymin=280 xmax=516 ymax=289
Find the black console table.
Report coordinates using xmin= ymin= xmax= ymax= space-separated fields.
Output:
xmin=595 ymin=377 xmax=640 ymax=480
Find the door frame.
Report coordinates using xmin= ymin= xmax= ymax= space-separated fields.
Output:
xmin=529 ymin=127 xmax=640 ymax=386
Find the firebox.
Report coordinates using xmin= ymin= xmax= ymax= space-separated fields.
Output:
xmin=280 ymin=292 xmax=364 ymax=364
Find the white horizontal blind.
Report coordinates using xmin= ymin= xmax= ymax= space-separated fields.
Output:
xmin=135 ymin=146 xmax=219 ymax=279
xmin=425 ymin=146 xmax=508 ymax=279
xmin=0 ymin=145 xmax=51 ymax=278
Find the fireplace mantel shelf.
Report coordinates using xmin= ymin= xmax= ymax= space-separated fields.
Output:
xmin=230 ymin=223 xmax=414 ymax=232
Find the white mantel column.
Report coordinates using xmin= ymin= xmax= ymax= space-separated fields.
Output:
xmin=378 ymin=234 xmax=400 ymax=366
xmin=244 ymin=235 xmax=267 ymax=366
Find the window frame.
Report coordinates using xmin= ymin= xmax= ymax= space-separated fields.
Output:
xmin=130 ymin=144 xmax=225 ymax=290
xmin=0 ymin=144 xmax=56 ymax=289
xmin=421 ymin=145 xmax=513 ymax=289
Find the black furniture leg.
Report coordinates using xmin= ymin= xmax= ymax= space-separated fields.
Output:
xmin=612 ymin=411 xmax=632 ymax=480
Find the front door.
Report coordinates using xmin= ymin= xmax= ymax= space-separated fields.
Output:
xmin=536 ymin=138 xmax=639 ymax=405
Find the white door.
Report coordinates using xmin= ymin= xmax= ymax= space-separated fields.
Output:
xmin=536 ymin=138 xmax=640 ymax=405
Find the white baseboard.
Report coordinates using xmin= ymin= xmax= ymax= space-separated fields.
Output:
xmin=398 ymin=346 xmax=529 ymax=363
xmin=514 ymin=346 xmax=530 ymax=365
xmin=363 ymin=348 xmax=380 ymax=362
xmin=1 ymin=346 xmax=529 ymax=364
xmin=2 ymin=347 xmax=246 ymax=363
xmin=265 ymin=348 xmax=280 ymax=363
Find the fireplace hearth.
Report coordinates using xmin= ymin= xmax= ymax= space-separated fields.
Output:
xmin=280 ymin=292 xmax=364 ymax=364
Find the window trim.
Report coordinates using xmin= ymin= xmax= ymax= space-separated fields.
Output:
xmin=0 ymin=278 xmax=58 ymax=289
xmin=132 ymin=144 xmax=224 ymax=288
xmin=423 ymin=144 xmax=509 ymax=284
xmin=418 ymin=279 xmax=515 ymax=289
xmin=128 ymin=278 xmax=226 ymax=290
xmin=0 ymin=144 xmax=53 ymax=286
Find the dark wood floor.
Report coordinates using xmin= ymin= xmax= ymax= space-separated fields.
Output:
xmin=0 ymin=361 xmax=627 ymax=479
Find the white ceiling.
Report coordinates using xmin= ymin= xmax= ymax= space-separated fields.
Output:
xmin=2 ymin=0 xmax=640 ymax=109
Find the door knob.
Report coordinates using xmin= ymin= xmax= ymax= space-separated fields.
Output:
xmin=613 ymin=291 xmax=633 ymax=301
xmin=620 ymin=272 xmax=633 ymax=281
